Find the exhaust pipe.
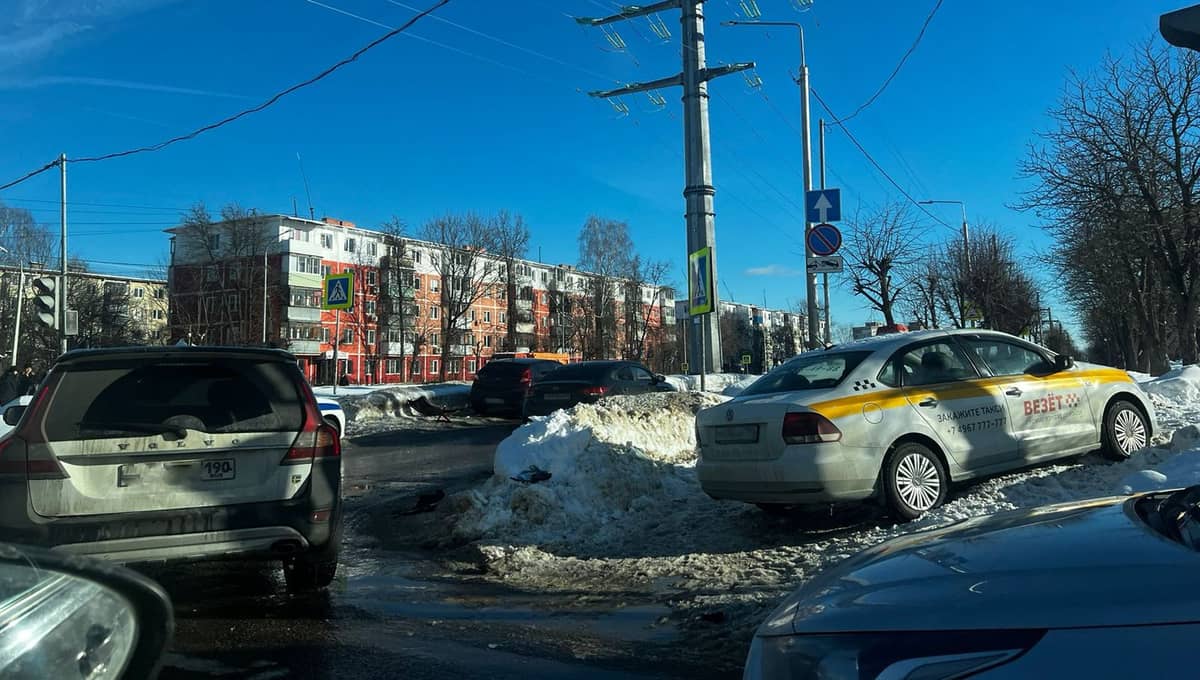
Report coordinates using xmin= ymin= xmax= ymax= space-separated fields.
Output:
xmin=271 ymin=539 xmax=303 ymax=554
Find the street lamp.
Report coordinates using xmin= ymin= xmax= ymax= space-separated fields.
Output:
xmin=722 ymin=19 xmax=819 ymax=348
xmin=917 ymin=200 xmax=970 ymax=267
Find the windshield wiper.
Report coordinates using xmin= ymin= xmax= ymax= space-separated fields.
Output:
xmin=76 ymin=421 xmax=187 ymax=439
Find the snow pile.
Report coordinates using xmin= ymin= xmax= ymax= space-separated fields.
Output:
xmin=335 ymin=382 xmax=471 ymax=426
xmin=1141 ymin=365 xmax=1200 ymax=403
xmin=665 ymin=373 xmax=759 ymax=394
xmin=445 ymin=392 xmax=727 ymax=546
xmin=721 ymin=375 xmax=759 ymax=397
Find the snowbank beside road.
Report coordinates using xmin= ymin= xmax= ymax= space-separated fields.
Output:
xmin=333 ymin=383 xmax=471 ymax=431
xmin=445 ymin=392 xmax=727 ymax=546
xmin=665 ymin=373 xmax=758 ymax=394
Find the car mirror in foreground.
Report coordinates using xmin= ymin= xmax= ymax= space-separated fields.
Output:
xmin=3 ymin=406 xmax=24 ymax=427
xmin=1162 ymin=4 xmax=1200 ymax=51
xmin=1054 ymin=354 xmax=1075 ymax=372
xmin=0 ymin=543 xmax=173 ymax=679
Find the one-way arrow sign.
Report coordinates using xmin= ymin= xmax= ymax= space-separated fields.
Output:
xmin=805 ymin=188 xmax=842 ymax=223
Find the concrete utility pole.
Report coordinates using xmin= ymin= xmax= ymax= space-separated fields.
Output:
xmin=59 ymin=153 xmax=68 ymax=355
xmin=578 ymin=0 xmax=754 ymax=374
xmin=819 ymin=119 xmax=831 ymax=345
xmin=723 ymin=20 xmax=818 ymax=348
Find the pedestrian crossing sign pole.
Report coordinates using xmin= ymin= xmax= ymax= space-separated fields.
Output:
xmin=323 ymin=271 xmax=354 ymax=396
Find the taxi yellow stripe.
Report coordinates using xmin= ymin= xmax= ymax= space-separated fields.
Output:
xmin=807 ymin=368 xmax=1132 ymax=421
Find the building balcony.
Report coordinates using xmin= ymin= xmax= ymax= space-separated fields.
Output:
xmin=449 ymin=344 xmax=476 ymax=356
xmin=288 ymin=340 xmax=321 ymax=355
xmin=453 ymin=317 xmax=472 ymax=330
xmin=287 ymin=306 xmax=322 ymax=323
xmin=515 ymin=322 xmax=535 ymax=335
xmin=515 ymin=299 xmax=532 ymax=312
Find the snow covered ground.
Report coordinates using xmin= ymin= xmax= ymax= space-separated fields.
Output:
xmin=328 ymin=382 xmax=473 ymax=435
xmin=426 ymin=366 xmax=1200 ymax=657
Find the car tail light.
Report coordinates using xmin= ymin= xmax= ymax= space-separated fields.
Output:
xmin=781 ymin=412 xmax=841 ymax=444
xmin=285 ymin=382 xmax=342 ymax=464
xmin=580 ymin=386 xmax=609 ymax=397
xmin=2 ymin=380 xmax=68 ymax=479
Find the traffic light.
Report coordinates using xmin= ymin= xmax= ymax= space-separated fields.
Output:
xmin=31 ymin=277 xmax=57 ymax=330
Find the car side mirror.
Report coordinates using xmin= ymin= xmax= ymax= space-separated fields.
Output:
xmin=1054 ymin=354 xmax=1075 ymax=371
xmin=0 ymin=542 xmax=173 ymax=678
xmin=3 ymin=405 xmax=24 ymax=426
xmin=653 ymin=374 xmax=666 ymax=383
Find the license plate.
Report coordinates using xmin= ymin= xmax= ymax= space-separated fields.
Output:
xmin=200 ymin=458 xmax=236 ymax=481
xmin=485 ymin=397 xmax=505 ymax=405
xmin=715 ymin=424 xmax=759 ymax=444
xmin=546 ymin=393 xmax=571 ymax=401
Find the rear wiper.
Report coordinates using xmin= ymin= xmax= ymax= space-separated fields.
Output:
xmin=76 ymin=421 xmax=187 ymax=438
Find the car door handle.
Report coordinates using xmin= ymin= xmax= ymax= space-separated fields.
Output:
xmin=918 ymin=397 xmax=938 ymax=408
xmin=1005 ymin=387 xmax=1022 ymax=397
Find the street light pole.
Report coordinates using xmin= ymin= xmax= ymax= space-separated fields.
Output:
xmin=724 ymin=20 xmax=818 ymax=348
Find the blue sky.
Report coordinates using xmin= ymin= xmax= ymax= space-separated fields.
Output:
xmin=0 ymin=0 xmax=1183 ymax=333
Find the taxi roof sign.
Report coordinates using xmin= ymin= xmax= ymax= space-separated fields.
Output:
xmin=323 ymin=272 xmax=354 ymax=310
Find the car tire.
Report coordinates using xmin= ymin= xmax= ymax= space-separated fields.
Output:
xmin=1102 ymin=399 xmax=1149 ymax=461
xmin=883 ymin=441 xmax=948 ymax=521
xmin=323 ymin=416 xmax=341 ymax=438
xmin=284 ymin=514 xmax=342 ymax=593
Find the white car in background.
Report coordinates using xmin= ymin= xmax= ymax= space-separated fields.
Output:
xmin=316 ymin=397 xmax=345 ymax=438
xmin=696 ymin=329 xmax=1155 ymax=520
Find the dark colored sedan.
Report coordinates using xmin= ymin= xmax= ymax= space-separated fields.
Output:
xmin=469 ymin=358 xmax=563 ymax=417
xmin=523 ymin=360 xmax=674 ymax=417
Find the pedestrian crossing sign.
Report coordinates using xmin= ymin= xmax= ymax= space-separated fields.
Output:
xmin=323 ymin=272 xmax=354 ymax=310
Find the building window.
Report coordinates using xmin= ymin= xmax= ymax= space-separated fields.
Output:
xmin=414 ymin=250 xmax=422 ymax=264
xmin=413 ymin=276 xmax=421 ymax=290
xmin=292 ymin=254 xmax=322 ymax=274
xmin=367 ymin=241 xmax=378 ymax=256
xmin=430 ymin=359 xmax=439 ymax=374
xmin=344 ymin=237 xmax=356 ymax=254
xmin=468 ymin=359 xmax=477 ymax=373
xmin=366 ymin=270 xmax=377 ymax=285
xmin=430 ymin=279 xmax=439 ymax=292
xmin=386 ymin=358 xmax=401 ymax=374
xmin=483 ymin=311 xmax=491 ymax=323
xmin=155 ymin=288 xmax=165 ymax=299
xmin=133 ymin=287 xmax=144 ymax=298
xmin=291 ymin=228 xmax=310 ymax=242
xmin=205 ymin=266 xmax=218 ymax=283
xmin=411 ymin=359 xmax=421 ymax=375
xmin=448 ymin=359 xmax=461 ymax=375
xmin=208 ymin=234 xmax=221 ymax=250
xmin=429 ymin=306 xmax=439 ymax=319
xmin=541 ymin=271 xmax=548 ymax=283
xmin=470 ymin=310 xmax=477 ymax=322
xmin=321 ymin=265 xmax=332 ymax=277
xmin=321 ymin=327 xmax=330 ymax=343
xmin=342 ymin=328 xmax=354 ymax=344
xmin=365 ymin=300 xmax=376 ymax=315
xmin=484 ymin=335 xmax=492 ymax=348
xmin=430 ymin=253 xmax=439 ymax=267
xmin=430 ymin=333 xmax=439 ymax=346
xmin=367 ymin=330 xmax=376 ymax=345
xmin=227 ymin=295 xmax=240 ymax=312
xmin=290 ymin=288 xmax=321 ymax=307
xmin=499 ymin=312 xmax=506 ymax=324
xmin=320 ymin=232 xmax=333 ymax=249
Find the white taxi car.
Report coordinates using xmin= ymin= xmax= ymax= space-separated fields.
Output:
xmin=696 ymin=329 xmax=1154 ymax=520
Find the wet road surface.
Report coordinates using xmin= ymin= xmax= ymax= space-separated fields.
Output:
xmin=145 ymin=421 xmax=723 ymax=679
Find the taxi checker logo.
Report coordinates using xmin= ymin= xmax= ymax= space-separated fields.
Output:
xmin=1024 ymin=392 xmax=1081 ymax=416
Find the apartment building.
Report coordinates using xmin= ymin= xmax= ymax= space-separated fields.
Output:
xmin=678 ymin=299 xmax=813 ymax=373
xmin=167 ymin=214 xmax=676 ymax=385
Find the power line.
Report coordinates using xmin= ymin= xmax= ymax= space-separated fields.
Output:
xmin=811 ymin=87 xmax=952 ymax=230
xmin=0 ymin=161 xmax=60 ymax=194
xmin=0 ymin=197 xmax=191 ymax=212
xmin=833 ymin=0 xmax=944 ymax=124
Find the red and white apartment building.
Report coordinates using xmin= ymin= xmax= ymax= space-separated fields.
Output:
xmin=167 ymin=215 xmax=675 ymax=385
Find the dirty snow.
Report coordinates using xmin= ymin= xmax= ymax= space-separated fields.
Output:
xmin=421 ymin=364 xmax=1200 ymax=663
xmin=664 ymin=373 xmax=758 ymax=394
xmin=331 ymin=383 xmax=472 ymax=434
xmin=445 ymin=392 xmax=727 ymax=547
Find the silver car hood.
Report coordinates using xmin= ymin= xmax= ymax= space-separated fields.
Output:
xmin=767 ymin=496 xmax=1199 ymax=635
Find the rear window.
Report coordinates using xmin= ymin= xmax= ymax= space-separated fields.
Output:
xmin=543 ymin=363 xmax=614 ymax=380
xmin=43 ymin=358 xmax=305 ymax=441
xmin=739 ymin=352 xmax=871 ymax=397
xmin=477 ymin=361 xmax=531 ymax=378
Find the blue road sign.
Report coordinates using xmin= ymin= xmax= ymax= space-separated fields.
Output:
xmin=805 ymin=188 xmax=842 ymax=223
xmin=807 ymin=223 xmax=842 ymax=257
xmin=323 ymin=272 xmax=354 ymax=310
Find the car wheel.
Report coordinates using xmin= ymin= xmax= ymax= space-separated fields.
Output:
xmin=284 ymin=514 xmax=341 ymax=593
xmin=883 ymin=441 xmax=948 ymax=521
xmin=323 ymin=416 xmax=341 ymax=438
xmin=1103 ymin=399 xmax=1148 ymax=460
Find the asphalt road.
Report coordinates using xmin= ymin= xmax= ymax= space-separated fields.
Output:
xmin=145 ymin=421 xmax=718 ymax=680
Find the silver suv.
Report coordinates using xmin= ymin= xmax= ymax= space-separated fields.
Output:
xmin=0 ymin=347 xmax=342 ymax=592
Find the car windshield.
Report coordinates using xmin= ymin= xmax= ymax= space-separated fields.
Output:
xmin=739 ymin=352 xmax=872 ymax=396
xmin=43 ymin=358 xmax=304 ymax=441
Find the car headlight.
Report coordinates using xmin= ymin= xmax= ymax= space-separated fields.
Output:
xmin=744 ymin=629 xmax=1044 ymax=680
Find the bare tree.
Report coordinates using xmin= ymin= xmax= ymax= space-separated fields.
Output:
xmin=621 ymin=255 xmax=672 ymax=362
xmin=420 ymin=213 xmax=502 ymax=381
xmin=841 ymin=202 xmax=920 ymax=327
xmin=492 ymin=211 xmax=531 ymax=352
xmin=577 ymin=216 xmax=634 ymax=359
xmin=1022 ymin=40 xmax=1200 ymax=367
